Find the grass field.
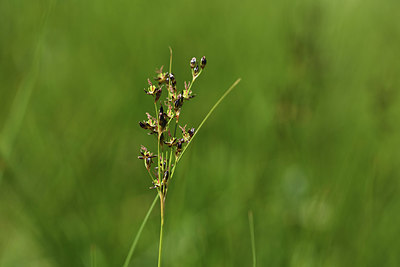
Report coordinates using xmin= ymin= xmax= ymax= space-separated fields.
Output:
xmin=1 ymin=0 xmax=400 ymax=266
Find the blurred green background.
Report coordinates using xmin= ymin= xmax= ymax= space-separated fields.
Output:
xmin=1 ymin=0 xmax=400 ymax=266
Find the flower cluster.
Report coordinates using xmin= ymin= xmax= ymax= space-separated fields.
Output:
xmin=138 ymin=56 xmax=207 ymax=198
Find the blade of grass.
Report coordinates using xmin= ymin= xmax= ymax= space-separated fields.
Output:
xmin=0 ymin=0 xmax=55 ymax=185
xmin=175 ymin=78 xmax=241 ymax=165
xmin=248 ymin=211 xmax=256 ymax=267
xmin=91 ymin=244 xmax=97 ymax=267
xmin=123 ymin=194 xmax=158 ymax=267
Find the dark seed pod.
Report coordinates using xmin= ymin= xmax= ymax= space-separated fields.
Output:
xmin=158 ymin=106 xmax=168 ymax=130
xmin=177 ymin=141 xmax=182 ymax=150
xmin=159 ymin=117 xmax=167 ymax=132
xmin=159 ymin=132 xmax=165 ymax=144
xmin=139 ymin=121 xmax=147 ymax=129
xmin=200 ymin=56 xmax=207 ymax=69
xmin=145 ymin=157 xmax=152 ymax=167
xmin=194 ymin=65 xmax=199 ymax=76
xmin=163 ymin=170 xmax=169 ymax=182
xmin=160 ymin=159 xmax=166 ymax=170
xmin=155 ymin=88 xmax=162 ymax=102
xmin=169 ymin=73 xmax=176 ymax=86
xmin=190 ymin=57 xmax=196 ymax=68
xmin=174 ymin=94 xmax=183 ymax=110
xmin=188 ymin=127 xmax=195 ymax=137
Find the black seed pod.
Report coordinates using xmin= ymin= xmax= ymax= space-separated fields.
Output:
xmin=145 ymin=157 xmax=152 ymax=167
xmin=155 ymin=88 xmax=162 ymax=102
xmin=194 ymin=65 xmax=199 ymax=76
xmin=190 ymin=57 xmax=196 ymax=68
xmin=174 ymin=94 xmax=183 ymax=110
xmin=159 ymin=132 xmax=165 ymax=145
xmin=188 ymin=127 xmax=195 ymax=137
xmin=200 ymin=56 xmax=207 ymax=69
xmin=139 ymin=121 xmax=147 ymax=129
xmin=159 ymin=117 xmax=167 ymax=130
xmin=169 ymin=73 xmax=176 ymax=86
xmin=163 ymin=170 xmax=169 ymax=182
xmin=177 ymin=141 xmax=182 ymax=150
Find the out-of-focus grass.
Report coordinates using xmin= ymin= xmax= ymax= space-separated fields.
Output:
xmin=1 ymin=0 xmax=400 ymax=266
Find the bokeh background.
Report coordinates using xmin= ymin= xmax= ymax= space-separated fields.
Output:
xmin=1 ymin=0 xmax=400 ymax=266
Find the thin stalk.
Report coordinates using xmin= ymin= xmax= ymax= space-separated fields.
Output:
xmin=156 ymin=47 xmax=172 ymax=267
xmin=91 ymin=244 xmax=96 ymax=267
xmin=248 ymin=211 xmax=256 ymax=267
xmin=158 ymin=194 xmax=165 ymax=267
xmin=146 ymin=168 xmax=156 ymax=182
xmin=168 ymin=47 xmax=172 ymax=78
xmin=167 ymin=121 xmax=178 ymax=180
xmin=122 ymin=195 xmax=158 ymax=267
xmin=155 ymin=102 xmax=161 ymax=185
xmin=186 ymin=68 xmax=202 ymax=93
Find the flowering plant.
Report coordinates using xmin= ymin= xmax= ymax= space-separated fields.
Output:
xmin=123 ymin=49 xmax=240 ymax=267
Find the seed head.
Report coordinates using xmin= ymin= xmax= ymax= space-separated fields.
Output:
xmin=155 ymin=66 xmax=169 ymax=85
xmin=154 ymin=87 xmax=162 ymax=102
xmin=174 ymin=93 xmax=184 ymax=111
xmin=168 ymin=73 xmax=176 ymax=86
xmin=188 ymin=127 xmax=195 ymax=137
xmin=138 ymin=146 xmax=156 ymax=169
xmin=194 ymin=65 xmax=200 ymax=77
xmin=200 ymin=56 xmax=207 ymax=69
xmin=158 ymin=106 xmax=168 ymax=130
xmin=163 ymin=170 xmax=169 ymax=183
xmin=190 ymin=57 xmax=196 ymax=68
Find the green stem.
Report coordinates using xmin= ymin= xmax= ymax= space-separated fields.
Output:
xmin=122 ymin=195 xmax=158 ymax=267
xmin=155 ymin=102 xmax=161 ymax=185
xmin=147 ymin=168 xmax=156 ymax=182
xmin=158 ymin=194 xmax=165 ymax=267
xmin=167 ymin=121 xmax=178 ymax=180
xmin=91 ymin=244 xmax=96 ymax=267
xmin=184 ymin=68 xmax=202 ymax=99
xmin=248 ymin=211 xmax=256 ymax=267
xmin=168 ymin=47 xmax=173 ymax=78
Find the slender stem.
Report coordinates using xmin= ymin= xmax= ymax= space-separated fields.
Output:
xmin=157 ymin=47 xmax=172 ymax=267
xmin=168 ymin=47 xmax=173 ymax=78
xmin=91 ymin=244 xmax=96 ymax=267
xmin=183 ymin=68 xmax=201 ymax=102
xmin=167 ymin=121 xmax=178 ymax=180
xmin=158 ymin=193 xmax=165 ymax=267
xmin=248 ymin=211 xmax=256 ymax=267
xmin=147 ymin=168 xmax=156 ymax=182
xmin=155 ymin=102 xmax=161 ymax=185
xmin=122 ymin=195 xmax=158 ymax=267
xmin=168 ymin=145 xmax=174 ymax=176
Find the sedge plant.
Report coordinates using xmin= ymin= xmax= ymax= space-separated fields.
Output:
xmin=123 ymin=49 xmax=241 ymax=267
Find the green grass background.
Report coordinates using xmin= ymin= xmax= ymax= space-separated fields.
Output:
xmin=1 ymin=0 xmax=400 ymax=266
